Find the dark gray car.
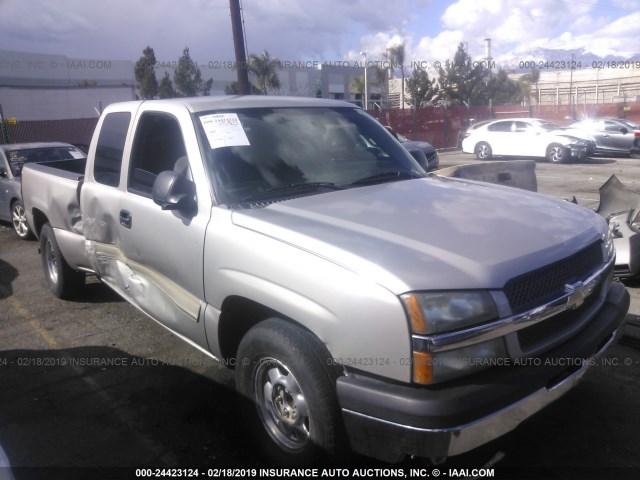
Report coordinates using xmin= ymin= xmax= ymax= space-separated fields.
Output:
xmin=384 ymin=127 xmax=439 ymax=171
xmin=0 ymin=142 xmax=86 ymax=239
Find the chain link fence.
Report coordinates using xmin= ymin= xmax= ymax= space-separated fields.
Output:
xmin=0 ymin=104 xmax=97 ymax=149
xmin=2 ymin=99 xmax=639 ymax=151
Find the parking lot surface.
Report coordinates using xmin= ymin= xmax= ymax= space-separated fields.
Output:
xmin=1 ymin=151 xmax=640 ymax=478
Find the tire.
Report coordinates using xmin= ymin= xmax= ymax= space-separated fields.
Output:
xmin=11 ymin=200 xmax=34 ymax=240
xmin=546 ymin=143 xmax=569 ymax=164
xmin=235 ymin=318 xmax=345 ymax=465
xmin=474 ymin=142 xmax=492 ymax=160
xmin=40 ymin=223 xmax=85 ymax=299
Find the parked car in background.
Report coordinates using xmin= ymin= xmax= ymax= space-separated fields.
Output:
xmin=631 ymin=132 xmax=640 ymax=159
xmin=461 ymin=118 xmax=595 ymax=163
xmin=0 ymin=142 xmax=86 ymax=239
xmin=566 ymin=118 xmax=640 ymax=155
xmin=385 ymin=127 xmax=439 ymax=171
xmin=457 ymin=119 xmax=492 ymax=147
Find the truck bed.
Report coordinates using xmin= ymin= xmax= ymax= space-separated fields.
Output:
xmin=22 ymin=160 xmax=91 ymax=271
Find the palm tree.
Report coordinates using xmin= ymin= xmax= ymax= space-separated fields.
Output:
xmin=371 ymin=64 xmax=389 ymax=108
xmin=248 ymin=50 xmax=281 ymax=95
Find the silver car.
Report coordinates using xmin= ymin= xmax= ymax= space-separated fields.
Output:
xmin=0 ymin=142 xmax=86 ymax=239
xmin=567 ymin=118 xmax=640 ymax=155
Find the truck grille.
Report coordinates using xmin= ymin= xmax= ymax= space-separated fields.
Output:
xmin=517 ymin=286 xmax=601 ymax=351
xmin=504 ymin=241 xmax=604 ymax=314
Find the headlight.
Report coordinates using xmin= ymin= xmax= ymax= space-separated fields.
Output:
xmin=401 ymin=291 xmax=501 ymax=384
xmin=604 ymin=226 xmax=615 ymax=259
xmin=401 ymin=291 xmax=498 ymax=335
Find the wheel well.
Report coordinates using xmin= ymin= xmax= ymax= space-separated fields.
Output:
xmin=30 ymin=208 xmax=49 ymax=237
xmin=218 ymin=296 xmax=281 ymax=366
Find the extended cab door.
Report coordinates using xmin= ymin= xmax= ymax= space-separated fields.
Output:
xmin=82 ymin=103 xmax=213 ymax=349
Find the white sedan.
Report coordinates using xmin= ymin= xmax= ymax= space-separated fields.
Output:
xmin=461 ymin=118 xmax=595 ymax=164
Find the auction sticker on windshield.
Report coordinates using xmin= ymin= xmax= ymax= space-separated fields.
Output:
xmin=199 ymin=113 xmax=250 ymax=149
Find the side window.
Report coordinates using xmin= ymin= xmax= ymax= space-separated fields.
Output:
xmin=128 ymin=112 xmax=188 ymax=196
xmin=604 ymin=121 xmax=621 ymax=132
xmin=488 ymin=121 xmax=512 ymax=132
xmin=94 ymin=112 xmax=131 ymax=187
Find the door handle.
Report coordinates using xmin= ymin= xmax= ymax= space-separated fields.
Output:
xmin=120 ymin=210 xmax=132 ymax=229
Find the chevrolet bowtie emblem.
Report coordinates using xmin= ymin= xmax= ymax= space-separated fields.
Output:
xmin=565 ymin=277 xmax=598 ymax=310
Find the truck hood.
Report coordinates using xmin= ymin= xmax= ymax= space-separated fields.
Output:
xmin=231 ymin=177 xmax=606 ymax=294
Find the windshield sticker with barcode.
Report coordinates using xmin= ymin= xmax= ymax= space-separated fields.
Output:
xmin=199 ymin=113 xmax=250 ymax=149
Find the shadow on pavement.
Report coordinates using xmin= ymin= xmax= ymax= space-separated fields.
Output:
xmin=0 ymin=259 xmax=18 ymax=300
xmin=0 ymin=347 xmax=254 ymax=471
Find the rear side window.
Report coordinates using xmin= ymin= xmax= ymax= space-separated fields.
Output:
xmin=94 ymin=112 xmax=131 ymax=187
xmin=513 ymin=121 xmax=530 ymax=132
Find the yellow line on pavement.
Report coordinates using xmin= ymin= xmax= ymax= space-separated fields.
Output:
xmin=8 ymin=296 xmax=60 ymax=348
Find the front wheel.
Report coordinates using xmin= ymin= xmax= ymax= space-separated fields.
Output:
xmin=235 ymin=318 xmax=345 ymax=465
xmin=11 ymin=200 xmax=33 ymax=240
xmin=40 ymin=223 xmax=85 ymax=299
xmin=546 ymin=143 xmax=570 ymax=164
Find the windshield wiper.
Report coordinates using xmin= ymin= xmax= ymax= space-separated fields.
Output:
xmin=242 ymin=182 xmax=342 ymax=202
xmin=350 ymin=171 xmax=424 ymax=186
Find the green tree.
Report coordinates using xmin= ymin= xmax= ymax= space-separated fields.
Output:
xmin=349 ymin=74 xmax=365 ymax=104
xmin=247 ymin=50 xmax=281 ymax=95
xmin=405 ymin=67 xmax=438 ymax=107
xmin=134 ymin=46 xmax=159 ymax=99
xmin=388 ymin=43 xmax=406 ymax=108
xmin=486 ymin=69 xmax=525 ymax=105
xmin=174 ymin=47 xmax=213 ymax=97
xmin=520 ymin=68 xmax=541 ymax=105
xmin=224 ymin=81 xmax=261 ymax=95
xmin=437 ymin=43 xmax=488 ymax=106
xmin=158 ymin=72 xmax=176 ymax=99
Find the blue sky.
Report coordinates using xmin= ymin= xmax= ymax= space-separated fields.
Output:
xmin=1 ymin=0 xmax=638 ymax=67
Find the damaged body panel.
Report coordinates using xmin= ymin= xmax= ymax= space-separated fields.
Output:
xmin=595 ymin=175 xmax=640 ymax=278
xmin=20 ymin=97 xmax=629 ymax=465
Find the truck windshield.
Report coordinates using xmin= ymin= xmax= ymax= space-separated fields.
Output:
xmin=196 ymin=107 xmax=424 ymax=206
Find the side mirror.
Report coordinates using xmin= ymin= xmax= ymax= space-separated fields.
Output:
xmin=0 ymin=168 xmax=6 ymax=178
xmin=619 ymin=127 xmax=629 ymax=134
xmin=152 ymin=170 xmax=196 ymax=214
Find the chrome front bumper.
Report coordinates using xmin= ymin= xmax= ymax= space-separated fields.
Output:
xmin=337 ymin=282 xmax=629 ymax=463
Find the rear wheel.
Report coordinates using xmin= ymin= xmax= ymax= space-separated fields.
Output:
xmin=11 ymin=200 xmax=33 ymax=240
xmin=235 ymin=318 xmax=344 ymax=465
xmin=40 ymin=223 xmax=85 ymax=299
xmin=474 ymin=142 xmax=492 ymax=160
xmin=546 ymin=143 xmax=569 ymax=164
